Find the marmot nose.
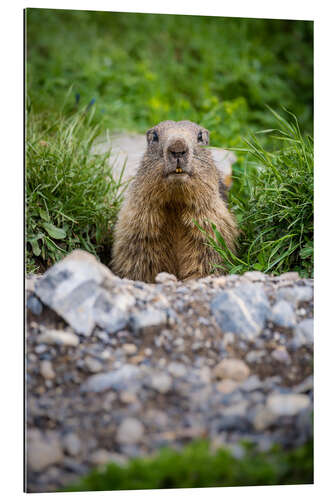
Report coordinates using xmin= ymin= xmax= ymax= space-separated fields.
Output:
xmin=168 ymin=140 xmax=188 ymax=158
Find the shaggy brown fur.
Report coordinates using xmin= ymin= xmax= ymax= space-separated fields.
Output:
xmin=112 ymin=120 xmax=239 ymax=282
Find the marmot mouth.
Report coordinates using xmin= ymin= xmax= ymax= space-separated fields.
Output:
xmin=168 ymin=168 xmax=188 ymax=176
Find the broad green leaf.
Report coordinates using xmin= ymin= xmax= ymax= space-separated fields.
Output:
xmin=42 ymin=222 xmax=66 ymax=239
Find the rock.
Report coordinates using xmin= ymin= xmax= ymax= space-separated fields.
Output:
xmin=80 ymin=365 xmax=140 ymax=393
xmin=116 ymin=418 xmax=144 ymax=445
xmin=63 ymin=433 xmax=81 ymax=456
xmin=243 ymin=271 xmax=266 ymax=282
xmin=271 ymin=346 xmax=291 ymax=364
xmin=253 ymin=406 xmax=277 ymax=431
xmin=293 ymin=375 xmax=313 ymax=394
xmin=211 ymin=283 xmax=270 ymax=340
xmin=266 ymin=393 xmax=310 ymax=416
xmin=84 ymin=356 xmax=103 ymax=373
xmin=270 ymin=300 xmax=296 ymax=328
xmin=294 ymin=319 xmax=314 ymax=344
xmin=150 ymin=372 xmax=172 ymax=393
xmin=34 ymin=250 xmax=120 ymax=336
xmin=240 ymin=375 xmax=262 ymax=392
xmin=277 ymin=272 xmax=300 ymax=281
xmin=27 ymin=294 xmax=43 ymax=315
xmin=155 ymin=272 xmax=178 ymax=284
xmin=217 ymin=379 xmax=239 ymax=394
xmin=130 ymin=308 xmax=167 ymax=332
xmin=122 ymin=343 xmax=138 ymax=355
xmin=27 ymin=431 xmax=64 ymax=472
xmin=37 ymin=329 xmax=79 ymax=347
xmin=90 ymin=449 xmax=117 ymax=466
xmin=93 ymin=290 xmax=129 ymax=334
xmin=167 ymin=362 xmax=187 ymax=378
xmin=213 ymin=359 xmax=250 ymax=382
xmin=245 ymin=350 xmax=266 ymax=364
xmin=40 ymin=360 xmax=55 ymax=379
xmin=277 ymin=286 xmax=313 ymax=306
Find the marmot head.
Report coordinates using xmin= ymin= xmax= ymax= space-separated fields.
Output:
xmin=145 ymin=120 xmax=210 ymax=184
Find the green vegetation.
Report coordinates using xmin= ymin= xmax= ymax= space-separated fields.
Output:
xmin=65 ymin=439 xmax=313 ymax=492
xmin=26 ymin=9 xmax=313 ymax=275
xmin=26 ymin=108 xmax=126 ymax=273
xmin=201 ymin=108 xmax=314 ymax=277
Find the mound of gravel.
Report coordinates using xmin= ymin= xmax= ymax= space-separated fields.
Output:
xmin=26 ymin=250 xmax=313 ymax=492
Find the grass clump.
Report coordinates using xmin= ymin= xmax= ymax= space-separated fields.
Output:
xmin=203 ymin=108 xmax=313 ymax=277
xmin=26 ymin=107 xmax=126 ymax=273
xmin=65 ymin=439 xmax=313 ymax=492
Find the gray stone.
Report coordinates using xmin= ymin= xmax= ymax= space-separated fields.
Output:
xmin=27 ymin=431 xmax=64 ymax=472
xmin=294 ymin=319 xmax=314 ymax=344
xmin=271 ymin=347 xmax=291 ymax=364
xmin=27 ymin=294 xmax=43 ymax=315
xmin=151 ymin=372 xmax=172 ymax=393
xmin=240 ymin=375 xmax=262 ymax=392
xmin=270 ymin=300 xmax=296 ymax=328
xmin=213 ymin=358 xmax=250 ymax=381
xmin=93 ymin=290 xmax=129 ymax=334
xmin=116 ymin=418 xmax=144 ymax=445
xmin=211 ymin=283 xmax=270 ymax=340
xmin=122 ymin=343 xmax=137 ymax=355
xmin=37 ymin=329 xmax=79 ymax=347
xmin=277 ymin=286 xmax=313 ymax=306
xmin=243 ymin=271 xmax=266 ymax=282
xmin=63 ymin=433 xmax=81 ymax=456
xmin=245 ymin=350 xmax=266 ymax=364
xmin=84 ymin=356 xmax=103 ymax=373
xmin=167 ymin=362 xmax=187 ymax=378
xmin=40 ymin=360 xmax=55 ymax=379
xmin=130 ymin=308 xmax=167 ymax=332
xmin=155 ymin=272 xmax=178 ymax=284
xmin=253 ymin=405 xmax=277 ymax=431
xmin=34 ymin=250 xmax=118 ymax=336
xmin=80 ymin=365 xmax=140 ymax=393
xmin=266 ymin=393 xmax=311 ymax=416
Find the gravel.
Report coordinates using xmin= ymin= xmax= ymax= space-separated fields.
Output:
xmin=26 ymin=251 xmax=314 ymax=492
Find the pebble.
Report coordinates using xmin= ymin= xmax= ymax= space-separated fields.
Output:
xmin=167 ymin=362 xmax=187 ymax=378
xmin=116 ymin=418 xmax=144 ymax=445
xmin=266 ymin=393 xmax=310 ymax=416
xmin=271 ymin=346 xmax=291 ymax=364
xmin=130 ymin=308 xmax=167 ymax=332
xmin=37 ymin=329 xmax=79 ymax=347
xmin=213 ymin=359 xmax=250 ymax=382
xmin=278 ymin=286 xmax=313 ymax=306
xmin=122 ymin=343 xmax=137 ymax=355
xmin=294 ymin=318 xmax=314 ymax=344
xmin=27 ymin=294 xmax=43 ymax=315
xmin=270 ymin=300 xmax=296 ymax=328
xmin=63 ymin=433 xmax=81 ymax=456
xmin=84 ymin=356 xmax=103 ymax=373
xmin=80 ymin=365 xmax=141 ymax=393
xmin=217 ymin=379 xmax=239 ymax=394
xmin=151 ymin=372 xmax=172 ymax=393
xmin=155 ymin=272 xmax=178 ymax=284
xmin=40 ymin=360 xmax=55 ymax=379
xmin=28 ymin=431 xmax=64 ymax=472
xmin=211 ymin=283 xmax=270 ymax=340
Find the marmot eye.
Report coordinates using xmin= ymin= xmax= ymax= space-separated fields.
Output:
xmin=152 ymin=131 xmax=159 ymax=142
xmin=197 ymin=131 xmax=203 ymax=142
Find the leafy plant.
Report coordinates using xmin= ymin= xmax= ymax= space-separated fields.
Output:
xmin=26 ymin=107 xmax=127 ymax=273
xmin=65 ymin=439 xmax=313 ymax=492
xmin=202 ymin=108 xmax=313 ymax=277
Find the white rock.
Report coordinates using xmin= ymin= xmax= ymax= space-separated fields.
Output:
xmin=27 ymin=431 xmax=64 ymax=472
xmin=213 ymin=358 xmax=250 ymax=382
xmin=267 ymin=393 xmax=311 ymax=416
xmin=37 ymin=329 xmax=79 ymax=347
xmin=63 ymin=433 xmax=81 ymax=456
xmin=116 ymin=418 xmax=144 ymax=445
xmin=168 ymin=362 xmax=187 ymax=378
xmin=151 ymin=373 xmax=172 ymax=393
xmin=40 ymin=360 xmax=56 ymax=379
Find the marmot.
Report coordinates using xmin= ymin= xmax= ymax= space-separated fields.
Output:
xmin=112 ymin=120 xmax=239 ymax=282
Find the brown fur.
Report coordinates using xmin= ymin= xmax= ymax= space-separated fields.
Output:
xmin=111 ymin=120 xmax=239 ymax=282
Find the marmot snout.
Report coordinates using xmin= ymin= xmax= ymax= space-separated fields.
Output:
xmin=112 ymin=120 xmax=239 ymax=282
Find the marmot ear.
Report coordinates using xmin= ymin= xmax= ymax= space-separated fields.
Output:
xmin=199 ymin=128 xmax=210 ymax=145
xmin=146 ymin=128 xmax=158 ymax=145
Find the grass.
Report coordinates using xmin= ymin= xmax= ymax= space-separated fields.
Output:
xmin=25 ymin=9 xmax=313 ymax=276
xmin=64 ymin=439 xmax=313 ymax=492
xmin=26 ymin=106 xmax=127 ymax=273
xmin=201 ymin=108 xmax=314 ymax=277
